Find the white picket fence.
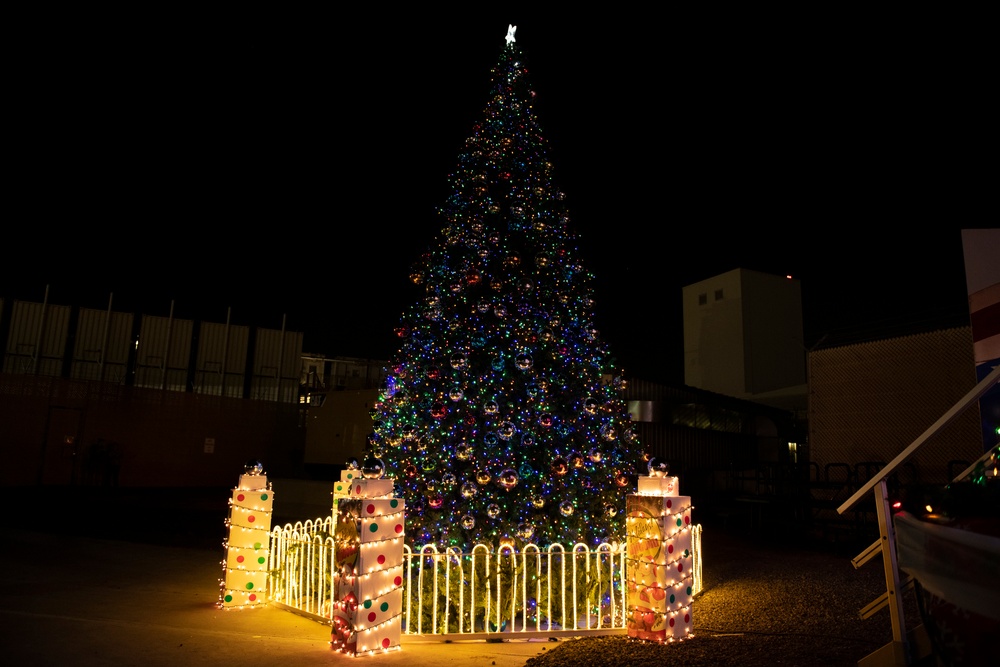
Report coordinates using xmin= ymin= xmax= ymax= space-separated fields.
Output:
xmin=265 ymin=517 xmax=702 ymax=640
xmin=403 ymin=541 xmax=627 ymax=639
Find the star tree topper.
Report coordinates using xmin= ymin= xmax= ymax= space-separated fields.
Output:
xmin=506 ymin=24 xmax=516 ymax=44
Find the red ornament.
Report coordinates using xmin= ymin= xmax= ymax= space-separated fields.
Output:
xmin=551 ymin=458 xmax=569 ymax=476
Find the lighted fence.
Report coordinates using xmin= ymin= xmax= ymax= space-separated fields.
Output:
xmin=267 ymin=518 xmax=702 ymax=640
xmin=403 ymin=541 xmax=626 ymax=638
xmin=267 ymin=517 xmax=338 ymax=618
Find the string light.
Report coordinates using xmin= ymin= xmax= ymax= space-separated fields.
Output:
xmin=329 ymin=466 xmax=406 ymax=655
xmin=365 ymin=21 xmax=646 ymax=556
xmin=625 ymin=469 xmax=696 ymax=643
xmin=218 ymin=462 xmax=273 ymax=610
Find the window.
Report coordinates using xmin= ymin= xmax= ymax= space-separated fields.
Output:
xmin=698 ymin=293 xmax=707 ymax=305
xmin=714 ymin=289 xmax=724 ymax=301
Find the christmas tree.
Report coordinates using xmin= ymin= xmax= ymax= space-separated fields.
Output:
xmin=368 ymin=25 xmax=644 ymax=552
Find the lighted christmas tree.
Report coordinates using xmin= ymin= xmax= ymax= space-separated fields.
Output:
xmin=368 ymin=25 xmax=644 ymax=552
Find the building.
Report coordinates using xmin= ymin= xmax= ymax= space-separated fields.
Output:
xmin=682 ymin=268 xmax=808 ymax=416
xmin=807 ymin=325 xmax=985 ymax=487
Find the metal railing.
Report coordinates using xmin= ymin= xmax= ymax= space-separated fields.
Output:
xmin=837 ymin=363 xmax=1000 ymax=666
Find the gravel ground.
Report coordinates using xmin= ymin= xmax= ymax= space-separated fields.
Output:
xmin=523 ymin=526 xmax=927 ymax=667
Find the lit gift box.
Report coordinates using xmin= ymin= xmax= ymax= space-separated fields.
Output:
xmin=220 ymin=569 xmax=269 ymax=607
xmin=342 ymin=478 xmax=395 ymax=498
xmin=332 ymin=564 xmax=405 ymax=656
xmin=228 ymin=490 xmax=272 ymax=529
xmin=334 ymin=459 xmax=396 ymax=499
xmin=331 ymin=467 xmax=405 ymax=657
xmin=335 ymin=564 xmax=405 ymax=605
xmin=337 ymin=499 xmax=405 ymax=545
xmin=225 ymin=544 xmax=268 ymax=571
xmin=637 ymin=475 xmax=679 ymax=496
xmin=238 ymin=473 xmax=269 ymax=491
xmin=220 ymin=465 xmax=272 ymax=609
xmin=333 ymin=468 xmax=363 ymax=497
xmin=331 ymin=585 xmax=404 ymax=656
xmin=628 ymin=562 xmax=694 ymax=612
xmin=625 ymin=491 xmax=694 ymax=642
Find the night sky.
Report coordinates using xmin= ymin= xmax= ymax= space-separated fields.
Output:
xmin=4 ymin=15 xmax=992 ymax=384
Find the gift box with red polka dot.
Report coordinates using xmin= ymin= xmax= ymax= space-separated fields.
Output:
xmin=342 ymin=478 xmax=395 ymax=498
xmin=332 ymin=588 xmax=403 ymax=656
xmin=625 ymin=493 xmax=695 ymax=643
xmin=333 ymin=469 xmax=363 ymax=497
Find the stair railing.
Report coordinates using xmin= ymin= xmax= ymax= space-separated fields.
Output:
xmin=836 ymin=362 xmax=1000 ymax=666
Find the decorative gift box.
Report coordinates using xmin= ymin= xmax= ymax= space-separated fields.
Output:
xmin=637 ymin=475 xmax=679 ymax=496
xmin=332 ymin=588 xmax=404 ymax=655
xmin=333 ymin=469 xmax=364 ymax=496
xmin=221 ymin=475 xmax=272 ymax=608
xmin=238 ymin=473 xmax=269 ymax=491
xmin=625 ymin=492 xmax=694 ymax=642
xmin=335 ymin=478 xmax=395 ymax=498
xmin=331 ymin=492 xmax=405 ymax=656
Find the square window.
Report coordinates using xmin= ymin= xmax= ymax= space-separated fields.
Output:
xmin=714 ymin=289 xmax=724 ymax=300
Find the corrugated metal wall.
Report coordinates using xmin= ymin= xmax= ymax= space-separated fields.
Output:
xmin=71 ymin=307 xmax=134 ymax=382
xmin=807 ymin=326 xmax=983 ymax=487
xmin=194 ymin=321 xmax=249 ymax=398
xmin=252 ymin=326 xmax=302 ymax=403
xmin=134 ymin=314 xmax=195 ymax=391
xmin=3 ymin=301 xmax=72 ymax=376
xmin=0 ymin=298 xmax=302 ymax=403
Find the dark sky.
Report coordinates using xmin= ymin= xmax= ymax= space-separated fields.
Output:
xmin=4 ymin=15 xmax=992 ymax=384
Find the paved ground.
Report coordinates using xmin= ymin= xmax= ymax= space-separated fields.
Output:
xmin=1 ymin=485 xmax=561 ymax=667
xmin=0 ymin=529 xmax=559 ymax=667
